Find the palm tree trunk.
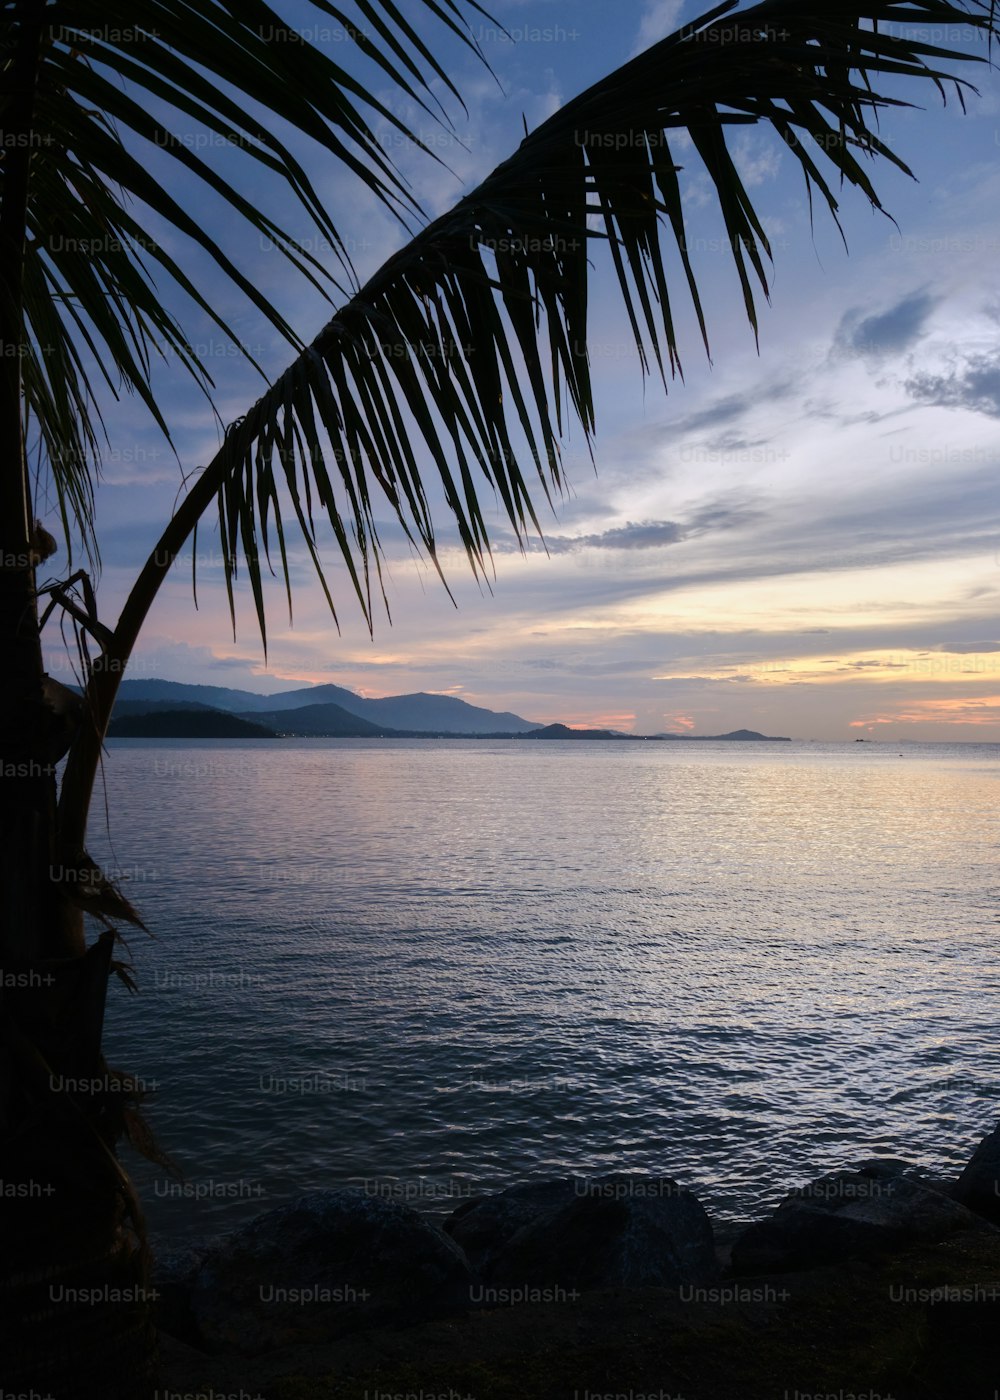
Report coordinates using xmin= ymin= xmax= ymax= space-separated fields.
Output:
xmin=0 ymin=7 xmax=159 ymax=1394
xmin=0 ymin=0 xmax=48 ymax=962
xmin=0 ymin=566 xmax=161 ymax=1400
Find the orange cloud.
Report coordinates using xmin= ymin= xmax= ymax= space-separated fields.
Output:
xmin=592 ymin=712 xmax=637 ymax=731
xmin=560 ymin=712 xmax=635 ymax=731
xmin=662 ymin=713 xmax=696 ymax=732
xmin=850 ymin=695 xmax=1000 ymax=727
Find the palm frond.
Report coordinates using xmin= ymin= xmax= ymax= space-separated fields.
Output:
xmin=0 ymin=0 xmax=495 ymax=562
xmin=158 ymin=0 xmax=998 ymax=642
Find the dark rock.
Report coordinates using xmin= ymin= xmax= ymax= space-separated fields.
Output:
xmin=151 ymin=1244 xmax=206 ymax=1346
xmin=731 ymin=1162 xmax=994 ymax=1275
xmin=443 ymin=1177 xmax=584 ymax=1276
xmin=190 ymin=1190 xmax=473 ymax=1353
xmin=485 ymin=1173 xmax=718 ymax=1294
xmin=953 ymin=1122 xmax=1000 ymax=1225
xmin=850 ymin=1156 xmax=951 ymax=1194
xmin=852 ymin=1156 xmax=921 ymax=1177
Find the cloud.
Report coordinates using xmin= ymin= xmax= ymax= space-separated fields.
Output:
xmin=685 ymin=500 xmax=765 ymax=534
xmin=510 ymin=496 xmax=762 ymax=557
xmin=935 ymin=641 xmax=1000 ymax=654
xmin=670 ymin=389 xmax=781 ymax=435
xmin=116 ymin=639 xmax=300 ymax=692
xmin=733 ymin=133 xmax=781 ymax=188
xmin=632 ymin=0 xmax=685 ymax=54
xmin=661 ymin=712 xmax=696 ymax=732
xmin=905 ymin=351 xmax=1000 ymax=417
xmin=702 ymin=432 xmax=767 ymax=454
xmin=651 ymin=674 xmax=756 ymax=684
xmin=837 ymin=659 xmax=909 ymax=671
xmin=850 ymin=695 xmax=1000 ymax=727
xmin=542 ymin=519 xmax=685 ymax=553
xmin=834 ymin=291 xmax=937 ymax=359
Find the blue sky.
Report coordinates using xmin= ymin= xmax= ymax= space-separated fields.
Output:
xmin=41 ymin=2 xmax=1000 ymax=738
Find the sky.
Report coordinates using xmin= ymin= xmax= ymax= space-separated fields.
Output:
xmin=40 ymin=1 xmax=1000 ymax=739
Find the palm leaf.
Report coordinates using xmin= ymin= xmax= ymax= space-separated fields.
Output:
xmin=1 ymin=0 xmax=495 ymax=563
xmin=149 ymin=0 xmax=999 ymax=635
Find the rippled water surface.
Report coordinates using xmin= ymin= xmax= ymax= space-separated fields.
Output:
xmin=94 ymin=739 xmax=1000 ymax=1244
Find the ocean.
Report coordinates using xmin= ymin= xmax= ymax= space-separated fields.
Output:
xmin=91 ymin=737 xmax=999 ymax=1246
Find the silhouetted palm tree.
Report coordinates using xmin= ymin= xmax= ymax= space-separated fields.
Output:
xmin=1 ymin=2 xmax=995 ymax=1394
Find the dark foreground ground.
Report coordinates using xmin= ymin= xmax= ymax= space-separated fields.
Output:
xmin=160 ymin=1228 xmax=1000 ymax=1400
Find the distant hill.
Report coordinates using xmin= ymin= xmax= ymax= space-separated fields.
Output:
xmin=113 ymin=679 xmax=274 ymax=712
xmin=113 ymin=698 xmax=221 ymax=716
xmin=244 ymin=704 xmax=405 ymax=738
xmin=516 ymin=724 xmax=791 ymax=742
xmin=113 ymin=679 xmax=539 ymax=734
xmin=654 ymin=728 xmax=791 ymax=741
xmin=527 ymin=723 xmax=625 ymax=740
xmin=356 ymin=691 xmax=538 ymax=734
xmin=234 ymin=681 xmax=374 ymax=713
xmin=108 ymin=709 xmax=277 ymax=738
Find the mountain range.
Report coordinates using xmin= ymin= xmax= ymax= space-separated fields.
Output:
xmin=109 ymin=679 xmax=540 ymax=734
xmin=103 ymin=679 xmax=790 ymax=741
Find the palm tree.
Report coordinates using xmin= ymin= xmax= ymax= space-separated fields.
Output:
xmin=1 ymin=0 xmax=996 ymax=1393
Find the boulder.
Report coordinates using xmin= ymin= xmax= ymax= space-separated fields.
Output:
xmin=151 ymin=1244 xmax=206 ymax=1346
xmin=443 ymin=1177 xmax=584 ymax=1276
xmin=731 ymin=1160 xmax=994 ymax=1275
xmin=953 ymin=1122 xmax=1000 ymax=1225
xmin=851 ymin=1156 xmax=953 ymax=1196
xmin=484 ymin=1173 xmax=718 ymax=1294
xmin=190 ymin=1190 xmax=473 ymax=1353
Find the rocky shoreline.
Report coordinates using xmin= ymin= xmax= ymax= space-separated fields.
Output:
xmin=156 ymin=1122 xmax=1000 ymax=1398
